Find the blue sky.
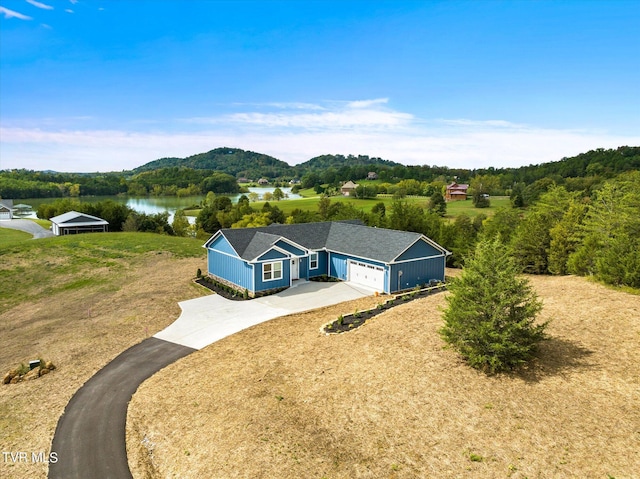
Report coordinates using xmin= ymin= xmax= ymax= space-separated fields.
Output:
xmin=1 ymin=0 xmax=639 ymax=172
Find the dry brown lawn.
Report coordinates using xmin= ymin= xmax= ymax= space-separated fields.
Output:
xmin=0 ymin=251 xmax=205 ymax=479
xmin=128 ymin=274 xmax=640 ymax=479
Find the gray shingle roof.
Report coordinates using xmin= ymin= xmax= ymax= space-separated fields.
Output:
xmin=215 ymin=221 xmax=445 ymax=263
xmin=326 ymin=222 xmax=423 ymax=263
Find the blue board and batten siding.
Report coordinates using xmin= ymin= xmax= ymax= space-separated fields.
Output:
xmin=389 ymin=256 xmax=445 ymax=292
xmin=309 ymin=251 xmax=329 ymax=278
xmin=254 ymin=257 xmax=290 ymax=291
xmin=389 ymin=238 xmax=446 ymax=292
xmin=395 ymin=238 xmax=441 ymax=261
xmin=274 ymin=240 xmax=305 ymax=256
xmin=207 ymin=236 xmax=254 ymax=291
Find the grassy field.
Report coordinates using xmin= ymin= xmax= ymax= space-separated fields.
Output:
xmin=444 ymin=196 xmax=511 ymax=219
xmin=186 ymin=195 xmax=512 ymax=220
xmin=128 ymin=273 xmax=640 ymax=479
xmin=0 ymin=227 xmax=31 ymax=246
xmin=0 ymin=230 xmax=207 ymax=479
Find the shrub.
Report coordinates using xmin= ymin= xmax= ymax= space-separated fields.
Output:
xmin=440 ymin=238 xmax=547 ymax=373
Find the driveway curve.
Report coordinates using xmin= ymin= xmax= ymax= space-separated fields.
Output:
xmin=49 ymin=338 xmax=196 ymax=479
xmin=0 ymin=218 xmax=54 ymax=238
xmin=48 ymin=281 xmax=374 ymax=478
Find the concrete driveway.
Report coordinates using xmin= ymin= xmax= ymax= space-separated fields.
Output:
xmin=0 ymin=218 xmax=54 ymax=238
xmin=154 ymin=280 xmax=375 ymax=349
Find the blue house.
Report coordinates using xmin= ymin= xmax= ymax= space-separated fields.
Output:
xmin=204 ymin=221 xmax=450 ymax=296
xmin=204 ymin=221 xmax=451 ymax=295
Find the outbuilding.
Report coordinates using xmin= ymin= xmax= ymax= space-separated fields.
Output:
xmin=0 ymin=200 xmax=13 ymax=220
xmin=204 ymin=221 xmax=450 ymax=296
xmin=50 ymin=211 xmax=109 ymax=236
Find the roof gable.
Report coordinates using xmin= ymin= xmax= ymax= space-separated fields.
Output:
xmin=447 ymin=182 xmax=469 ymax=191
xmin=50 ymin=211 xmax=108 ymax=226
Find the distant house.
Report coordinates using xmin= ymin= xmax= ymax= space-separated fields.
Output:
xmin=257 ymin=178 xmax=270 ymax=185
xmin=237 ymin=177 xmax=251 ymax=184
xmin=0 ymin=200 xmax=14 ymax=220
xmin=289 ymin=178 xmax=300 ymax=185
xmin=50 ymin=211 xmax=109 ymax=236
xmin=367 ymin=171 xmax=378 ymax=180
xmin=445 ymin=182 xmax=469 ymax=201
xmin=341 ymin=180 xmax=359 ymax=196
xmin=204 ymin=221 xmax=450 ymax=296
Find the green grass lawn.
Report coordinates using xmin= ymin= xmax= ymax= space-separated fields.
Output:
xmin=184 ymin=194 xmax=514 ymax=221
xmin=0 ymin=232 xmax=205 ymax=311
xmin=30 ymin=218 xmax=52 ymax=228
xmin=443 ymin=196 xmax=511 ymax=219
xmin=0 ymin=227 xmax=32 ymax=246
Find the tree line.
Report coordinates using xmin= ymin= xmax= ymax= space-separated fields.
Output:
xmin=2 ymin=146 xmax=638 ymax=200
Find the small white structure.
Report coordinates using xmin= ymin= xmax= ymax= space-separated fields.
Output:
xmin=50 ymin=211 xmax=109 ymax=236
xmin=0 ymin=200 xmax=13 ymax=220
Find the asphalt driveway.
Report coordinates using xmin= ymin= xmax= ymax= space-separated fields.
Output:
xmin=0 ymin=218 xmax=54 ymax=238
xmin=49 ymin=280 xmax=374 ymax=478
xmin=154 ymin=280 xmax=375 ymax=349
xmin=49 ymin=338 xmax=195 ymax=479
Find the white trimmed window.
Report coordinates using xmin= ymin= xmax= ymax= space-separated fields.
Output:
xmin=263 ymin=261 xmax=283 ymax=281
xmin=310 ymin=252 xmax=318 ymax=269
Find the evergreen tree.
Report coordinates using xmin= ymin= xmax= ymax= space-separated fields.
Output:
xmin=428 ymin=191 xmax=447 ymax=216
xmin=440 ymin=238 xmax=547 ymax=373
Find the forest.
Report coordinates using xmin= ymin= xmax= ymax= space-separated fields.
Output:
xmin=1 ymin=146 xmax=639 ymax=199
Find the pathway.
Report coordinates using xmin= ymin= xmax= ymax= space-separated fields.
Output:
xmin=49 ymin=281 xmax=374 ymax=478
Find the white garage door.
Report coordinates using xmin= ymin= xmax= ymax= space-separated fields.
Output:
xmin=0 ymin=211 xmax=11 ymax=220
xmin=348 ymin=261 xmax=385 ymax=291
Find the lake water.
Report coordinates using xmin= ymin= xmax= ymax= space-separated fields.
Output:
xmin=17 ymin=187 xmax=302 ymax=222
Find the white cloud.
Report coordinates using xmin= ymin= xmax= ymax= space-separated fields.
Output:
xmin=185 ymin=99 xmax=412 ymax=130
xmin=0 ymin=6 xmax=33 ymax=20
xmin=65 ymin=8 xmax=73 ymax=13
xmin=226 ymin=109 xmax=413 ymax=129
xmin=2 ymin=121 xmax=638 ymax=173
xmin=345 ymin=98 xmax=389 ymax=109
xmin=25 ymin=0 xmax=53 ymax=10
xmin=1 ymin=101 xmax=638 ymax=172
xmin=69 ymin=0 xmax=78 ymax=4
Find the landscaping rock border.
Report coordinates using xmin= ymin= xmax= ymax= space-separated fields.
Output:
xmin=321 ymin=284 xmax=447 ymax=334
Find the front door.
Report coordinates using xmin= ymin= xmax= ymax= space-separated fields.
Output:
xmin=291 ymin=257 xmax=299 ymax=280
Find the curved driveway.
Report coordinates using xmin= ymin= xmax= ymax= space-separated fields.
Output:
xmin=0 ymin=218 xmax=54 ymax=238
xmin=49 ymin=338 xmax=195 ymax=479
xmin=49 ymin=280 xmax=374 ymax=478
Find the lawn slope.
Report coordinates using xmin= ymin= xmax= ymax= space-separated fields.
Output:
xmin=0 ymin=232 xmax=207 ymax=479
xmin=128 ymin=274 xmax=639 ymax=478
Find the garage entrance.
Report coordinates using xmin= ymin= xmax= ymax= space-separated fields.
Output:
xmin=348 ymin=260 xmax=385 ymax=291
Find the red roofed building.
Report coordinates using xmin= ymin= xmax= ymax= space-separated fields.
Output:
xmin=445 ymin=182 xmax=469 ymax=201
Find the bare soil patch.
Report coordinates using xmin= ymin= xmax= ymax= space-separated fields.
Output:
xmin=0 ymin=252 xmax=205 ymax=479
xmin=128 ymin=274 xmax=640 ymax=478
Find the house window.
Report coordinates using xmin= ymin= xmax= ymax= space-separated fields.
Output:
xmin=310 ymin=253 xmax=318 ymax=269
xmin=263 ymin=261 xmax=282 ymax=281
